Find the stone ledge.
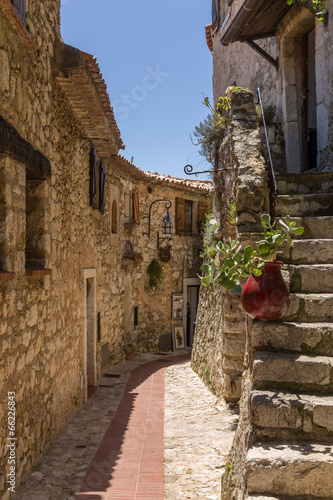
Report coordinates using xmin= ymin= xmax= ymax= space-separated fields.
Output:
xmin=25 ymin=269 xmax=52 ymax=277
xmin=0 ymin=271 xmax=15 ymax=280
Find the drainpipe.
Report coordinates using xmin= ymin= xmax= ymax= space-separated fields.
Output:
xmin=220 ymin=0 xmax=258 ymax=46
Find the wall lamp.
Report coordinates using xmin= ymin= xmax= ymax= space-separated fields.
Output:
xmin=143 ymin=198 xmax=173 ymax=238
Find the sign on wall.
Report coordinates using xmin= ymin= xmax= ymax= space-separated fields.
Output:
xmin=171 ymin=292 xmax=183 ymax=319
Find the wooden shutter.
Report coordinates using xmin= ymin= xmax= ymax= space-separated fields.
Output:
xmin=132 ymin=191 xmax=140 ymax=224
xmin=198 ymin=202 xmax=208 ymax=222
xmin=99 ymin=162 xmax=106 ymax=214
xmin=111 ymin=200 xmax=118 ymax=234
xmin=176 ymin=198 xmax=185 ymax=235
xmin=124 ymin=189 xmax=131 ymax=222
xmin=89 ymin=149 xmax=97 ymax=209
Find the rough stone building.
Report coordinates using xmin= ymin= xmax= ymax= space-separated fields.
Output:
xmin=193 ymin=1 xmax=333 ymax=498
xmin=0 ymin=0 xmax=211 ymax=496
xmin=206 ymin=0 xmax=333 ymax=174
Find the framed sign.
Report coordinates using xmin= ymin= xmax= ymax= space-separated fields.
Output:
xmin=171 ymin=292 xmax=183 ymax=319
xmin=172 ymin=324 xmax=186 ymax=351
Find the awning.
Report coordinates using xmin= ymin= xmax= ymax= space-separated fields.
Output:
xmin=221 ymin=0 xmax=293 ymax=46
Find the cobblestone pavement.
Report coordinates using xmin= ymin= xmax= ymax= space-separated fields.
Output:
xmin=164 ymin=361 xmax=238 ymax=500
xmin=14 ymin=353 xmax=238 ymax=500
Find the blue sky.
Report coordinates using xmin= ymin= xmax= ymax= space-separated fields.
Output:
xmin=60 ymin=0 xmax=213 ymax=179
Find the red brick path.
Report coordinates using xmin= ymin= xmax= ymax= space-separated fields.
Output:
xmin=78 ymin=354 xmax=190 ymax=500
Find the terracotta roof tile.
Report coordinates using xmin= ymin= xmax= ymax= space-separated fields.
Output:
xmin=113 ymin=154 xmax=213 ymax=191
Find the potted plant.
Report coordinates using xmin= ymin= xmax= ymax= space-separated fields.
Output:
xmin=200 ymin=214 xmax=304 ymax=320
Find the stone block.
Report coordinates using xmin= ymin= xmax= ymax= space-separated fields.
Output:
xmin=313 ymin=401 xmax=333 ymax=432
xmin=253 ymin=351 xmax=333 ymax=388
xmin=289 ymin=264 xmax=333 ymax=293
xmin=246 ymin=442 xmax=333 ymax=497
xmin=222 ymin=373 xmax=242 ymax=401
xmin=222 ymin=355 xmax=244 ymax=374
xmin=251 ymin=321 xmax=333 ymax=355
xmin=0 ymin=49 xmax=10 ymax=93
xmin=251 ymin=390 xmax=302 ymax=429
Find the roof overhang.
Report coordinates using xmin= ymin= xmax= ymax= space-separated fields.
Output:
xmin=53 ymin=40 xmax=124 ymax=156
xmin=221 ymin=0 xmax=293 ymax=46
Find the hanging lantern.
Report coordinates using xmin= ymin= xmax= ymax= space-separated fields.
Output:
xmin=162 ymin=209 xmax=173 ymax=235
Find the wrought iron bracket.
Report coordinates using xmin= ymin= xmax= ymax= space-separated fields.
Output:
xmin=245 ymin=40 xmax=278 ymax=69
xmin=184 ymin=164 xmax=225 ymax=176
xmin=142 ymin=198 xmax=172 ymax=237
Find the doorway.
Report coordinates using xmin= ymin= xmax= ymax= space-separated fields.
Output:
xmin=183 ymin=278 xmax=201 ymax=348
xmin=302 ymin=28 xmax=317 ymax=171
xmin=84 ymin=268 xmax=97 ymax=400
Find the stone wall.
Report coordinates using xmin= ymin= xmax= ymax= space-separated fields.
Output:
xmin=0 ymin=2 xmax=212 ymax=496
xmin=192 ymin=89 xmax=268 ymax=402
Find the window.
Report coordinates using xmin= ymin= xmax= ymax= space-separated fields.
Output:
xmin=89 ymin=149 xmax=105 ymax=214
xmin=132 ymin=191 xmax=140 ymax=224
xmin=111 ymin=200 xmax=118 ymax=234
xmin=124 ymin=189 xmax=132 ymax=223
xmin=25 ymin=177 xmax=47 ymax=269
xmin=124 ymin=189 xmax=140 ymax=224
xmin=176 ymin=198 xmax=193 ymax=235
xmin=11 ymin=0 xmax=26 ymax=22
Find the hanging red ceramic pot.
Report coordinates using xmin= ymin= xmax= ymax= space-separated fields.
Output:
xmin=241 ymin=261 xmax=290 ymax=320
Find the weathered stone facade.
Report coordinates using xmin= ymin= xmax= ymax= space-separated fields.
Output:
xmin=0 ymin=1 xmax=212 ymax=496
xmin=209 ymin=0 xmax=333 ymax=173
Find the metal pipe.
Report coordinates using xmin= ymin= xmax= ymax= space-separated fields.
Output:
xmin=221 ymin=0 xmax=258 ymax=46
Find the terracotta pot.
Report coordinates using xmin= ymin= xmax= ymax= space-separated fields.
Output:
xmin=241 ymin=261 xmax=290 ymax=320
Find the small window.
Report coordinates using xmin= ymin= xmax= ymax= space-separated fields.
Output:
xmin=26 ymin=177 xmax=47 ymax=269
xmin=132 ymin=191 xmax=140 ymax=224
xmin=176 ymin=198 xmax=193 ymax=235
xmin=111 ymin=200 xmax=118 ymax=234
xmin=185 ymin=200 xmax=192 ymax=234
xmin=124 ymin=189 xmax=132 ymax=223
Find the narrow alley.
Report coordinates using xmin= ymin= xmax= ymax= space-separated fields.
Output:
xmin=15 ymin=353 xmax=238 ymax=500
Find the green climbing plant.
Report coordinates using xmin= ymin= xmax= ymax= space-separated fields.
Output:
xmin=147 ymin=258 xmax=164 ymax=290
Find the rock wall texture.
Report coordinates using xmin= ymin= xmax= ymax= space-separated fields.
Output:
xmin=0 ymin=1 xmax=212 ymax=497
xmin=192 ymin=89 xmax=268 ymax=402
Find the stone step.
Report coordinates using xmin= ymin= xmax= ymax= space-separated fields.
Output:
xmin=284 ymin=293 xmax=333 ymax=322
xmin=287 ymin=264 xmax=333 ymax=293
xmin=281 ymin=239 xmax=333 ymax=264
xmin=253 ymin=351 xmax=333 ymax=393
xmin=275 ymin=193 xmax=333 ymax=217
xmin=276 ymin=171 xmax=333 ymax=195
xmin=245 ymin=442 xmax=333 ymax=497
xmin=280 ymin=216 xmax=333 ymax=240
xmin=247 ymin=497 xmax=280 ymax=500
xmin=251 ymin=390 xmax=333 ymax=441
xmin=251 ymin=322 xmax=333 ymax=356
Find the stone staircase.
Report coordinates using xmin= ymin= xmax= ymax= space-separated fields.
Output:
xmin=244 ymin=172 xmax=333 ymax=499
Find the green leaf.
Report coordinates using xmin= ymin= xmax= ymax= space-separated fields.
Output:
xmin=292 ymin=227 xmax=304 ymax=235
xmin=217 ymin=277 xmax=237 ymax=290
xmin=258 ymin=241 xmax=272 ymax=254
xmin=252 ymin=269 xmax=262 ymax=276
xmin=201 ymin=276 xmax=212 ymax=287
xmin=202 ymin=264 xmax=210 ymax=275
xmin=243 ymin=245 xmax=254 ymax=264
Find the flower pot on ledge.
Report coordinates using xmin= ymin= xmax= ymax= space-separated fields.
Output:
xmin=241 ymin=261 xmax=290 ymax=321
